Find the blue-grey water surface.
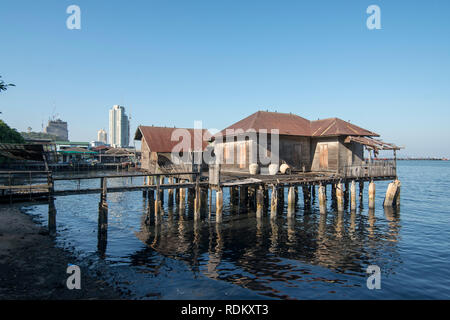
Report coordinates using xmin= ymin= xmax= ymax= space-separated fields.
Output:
xmin=22 ymin=161 xmax=450 ymax=299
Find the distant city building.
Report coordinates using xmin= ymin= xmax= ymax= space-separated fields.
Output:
xmin=90 ymin=140 xmax=109 ymax=148
xmin=97 ymin=128 xmax=107 ymax=144
xmin=44 ymin=119 xmax=68 ymax=141
xmin=109 ymin=105 xmax=130 ymax=148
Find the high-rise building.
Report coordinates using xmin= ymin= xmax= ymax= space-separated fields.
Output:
xmin=97 ymin=128 xmax=107 ymax=144
xmin=44 ymin=119 xmax=68 ymax=141
xmin=108 ymin=105 xmax=130 ymax=148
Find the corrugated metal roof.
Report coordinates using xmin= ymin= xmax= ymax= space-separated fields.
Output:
xmin=216 ymin=111 xmax=379 ymax=138
xmin=311 ymin=118 xmax=379 ymax=137
xmin=135 ymin=126 xmax=210 ymax=153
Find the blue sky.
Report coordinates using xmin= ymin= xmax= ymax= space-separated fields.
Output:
xmin=1 ymin=0 xmax=449 ymax=157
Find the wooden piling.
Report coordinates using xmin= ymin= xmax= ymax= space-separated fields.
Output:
xmin=384 ymin=179 xmax=401 ymax=207
xmin=368 ymin=180 xmax=375 ymax=209
xmin=287 ymin=186 xmax=296 ymax=218
xmin=336 ymin=182 xmax=344 ymax=212
xmin=216 ymin=189 xmax=223 ymax=222
xmin=256 ymin=187 xmax=264 ymax=218
xmin=302 ymin=185 xmax=311 ymax=209
xmin=239 ymin=186 xmax=248 ymax=212
xmin=270 ymin=185 xmax=278 ymax=219
xmin=318 ymin=184 xmax=326 ymax=213
xmin=168 ymin=177 xmax=174 ymax=206
xmin=350 ymin=180 xmax=357 ymax=211
xmin=359 ymin=181 xmax=364 ymax=204
xmin=179 ymin=186 xmax=186 ymax=208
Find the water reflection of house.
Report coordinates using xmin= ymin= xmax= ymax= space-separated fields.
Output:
xmin=214 ymin=111 xmax=399 ymax=176
xmin=134 ymin=126 xmax=210 ymax=174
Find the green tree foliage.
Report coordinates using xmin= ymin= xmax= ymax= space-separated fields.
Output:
xmin=0 ymin=75 xmax=15 ymax=92
xmin=0 ymin=120 xmax=25 ymax=143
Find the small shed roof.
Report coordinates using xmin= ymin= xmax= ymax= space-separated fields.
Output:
xmin=135 ymin=126 xmax=210 ymax=153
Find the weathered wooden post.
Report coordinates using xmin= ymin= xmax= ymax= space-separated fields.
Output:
xmin=239 ymin=186 xmax=248 ymax=212
xmin=179 ymin=184 xmax=186 ymax=209
xmin=194 ymin=173 xmax=201 ymax=220
xmin=155 ymin=176 xmax=161 ymax=215
xmin=359 ymin=181 xmax=364 ymax=205
xmin=142 ymin=176 xmax=148 ymax=198
xmin=336 ymin=182 xmax=344 ymax=212
xmin=368 ymin=180 xmax=375 ymax=209
xmin=174 ymin=178 xmax=180 ymax=203
xmin=318 ymin=184 xmax=327 ymax=214
xmin=302 ymin=185 xmax=311 ymax=209
xmin=350 ymin=180 xmax=357 ymax=211
xmin=270 ymin=185 xmax=278 ymax=219
xmin=98 ymin=177 xmax=108 ymax=255
xmin=256 ymin=186 xmax=264 ymax=218
xmin=48 ymin=198 xmax=56 ymax=236
xmin=344 ymin=182 xmax=349 ymax=207
xmin=383 ymin=179 xmax=401 ymax=207
xmin=287 ymin=186 xmax=296 ymax=218
xmin=216 ymin=188 xmax=223 ymax=222
xmin=167 ymin=177 xmax=174 ymax=207
xmin=159 ymin=176 xmax=165 ymax=205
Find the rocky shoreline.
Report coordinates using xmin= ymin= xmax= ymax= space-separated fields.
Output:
xmin=0 ymin=205 xmax=122 ymax=300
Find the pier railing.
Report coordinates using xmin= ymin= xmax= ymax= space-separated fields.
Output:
xmin=341 ymin=160 xmax=396 ymax=179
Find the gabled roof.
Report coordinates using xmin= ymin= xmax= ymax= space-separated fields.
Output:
xmin=311 ymin=118 xmax=379 ymax=137
xmin=216 ymin=111 xmax=379 ymax=138
xmin=217 ymin=111 xmax=312 ymax=137
xmin=135 ymin=126 xmax=210 ymax=153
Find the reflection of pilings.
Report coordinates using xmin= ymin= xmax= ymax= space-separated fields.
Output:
xmin=187 ymin=187 xmax=195 ymax=207
xmin=368 ymin=208 xmax=376 ymax=238
xmin=384 ymin=206 xmax=400 ymax=243
xmin=179 ymin=184 xmax=186 ymax=208
xmin=97 ymin=201 xmax=108 ymax=257
xmin=368 ymin=181 xmax=375 ymax=209
xmin=335 ymin=211 xmax=344 ymax=238
xmin=48 ymin=198 xmax=56 ymax=236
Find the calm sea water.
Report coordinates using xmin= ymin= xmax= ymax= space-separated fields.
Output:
xmin=23 ymin=161 xmax=450 ymax=299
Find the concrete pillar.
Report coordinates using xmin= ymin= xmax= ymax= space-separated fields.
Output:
xmin=368 ymin=180 xmax=375 ymax=209
xmin=336 ymin=182 xmax=344 ymax=212
xmin=350 ymin=180 xmax=357 ymax=211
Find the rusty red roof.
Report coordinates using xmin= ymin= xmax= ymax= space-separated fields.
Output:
xmin=311 ymin=118 xmax=379 ymax=137
xmin=135 ymin=126 xmax=210 ymax=153
xmin=217 ymin=111 xmax=312 ymax=137
xmin=216 ymin=111 xmax=379 ymax=138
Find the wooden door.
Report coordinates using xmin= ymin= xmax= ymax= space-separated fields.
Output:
xmin=319 ymin=144 xmax=328 ymax=170
xmin=293 ymin=144 xmax=302 ymax=167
